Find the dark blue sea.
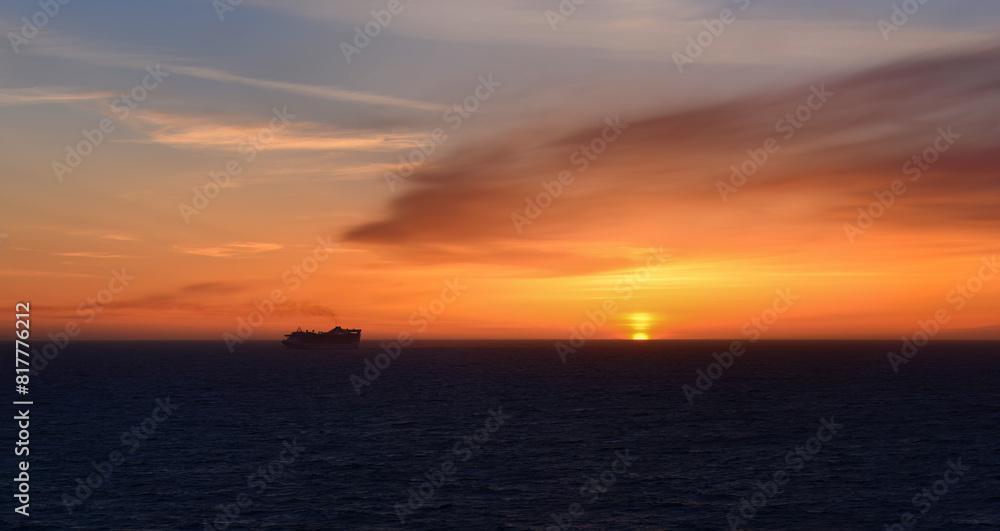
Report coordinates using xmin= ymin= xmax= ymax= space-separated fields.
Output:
xmin=3 ymin=340 xmax=999 ymax=530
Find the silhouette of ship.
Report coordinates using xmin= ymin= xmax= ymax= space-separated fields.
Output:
xmin=281 ymin=326 xmax=361 ymax=349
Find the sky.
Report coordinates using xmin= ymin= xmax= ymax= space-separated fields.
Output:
xmin=1 ymin=0 xmax=998 ymax=341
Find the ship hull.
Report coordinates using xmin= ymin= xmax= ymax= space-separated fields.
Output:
xmin=282 ymin=327 xmax=362 ymax=350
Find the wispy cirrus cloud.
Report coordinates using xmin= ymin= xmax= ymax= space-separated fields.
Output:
xmin=0 ymin=268 xmax=107 ymax=278
xmin=124 ymin=110 xmax=425 ymax=153
xmin=174 ymin=242 xmax=284 ymax=258
xmin=20 ymin=43 xmax=447 ymax=112
xmin=65 ymin=230 xmax=139 ymax=242
xmin=51 ymin=251 xmax=135 ymax=258
xmin=166 ymin=63 xmax=447 ymax=112
xmin=0 ymin=88 xmax=113 ymax=105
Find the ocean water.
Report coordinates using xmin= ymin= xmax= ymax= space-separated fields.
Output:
xmin=3 ymin=340 xmax=999 ymax=530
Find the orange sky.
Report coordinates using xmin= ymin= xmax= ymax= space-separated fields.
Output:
xmin=2 ymin=2 xmax=998 ymax=340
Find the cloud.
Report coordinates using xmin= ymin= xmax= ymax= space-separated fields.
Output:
xmin=67 ymin=281 xmax=253 ymax=316
xmin=343 ymin=43 xmax=1000 ymax=271
xmin=248 ymin=0 xmax=997 ymax=76
xmin=124 ymin=110 xmax=424 ymax=153
xmin=6 ymin=38 xmax=444 ymax=119
xmin=0 ymin=88 xmax=112 ymax=106
xmin=166 ymin=64 xmax=447 ymax=112
xmin=0 ymin=269 xmax=106 ymax=278
xmin=64 ymin=230 xmax=139 ymax=242
xmin=177 ymin=281 xmax=249 ymax=296
xmin=100 ymin=234 xmax=138 ymax=241
xmin=175 ymin=242 xmax=284 ymax=258
xmin=20 ymin=42 xmax=446 ymax=112
xmin=51 ymin=251 xmax=134 ymax=258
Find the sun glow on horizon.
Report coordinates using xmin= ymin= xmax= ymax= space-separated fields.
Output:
xmin=629 ymin=313 xmax=655 ymax=341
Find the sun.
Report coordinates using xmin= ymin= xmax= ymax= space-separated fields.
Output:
xmin=628 ymin=312 xmax=656 ymax=340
